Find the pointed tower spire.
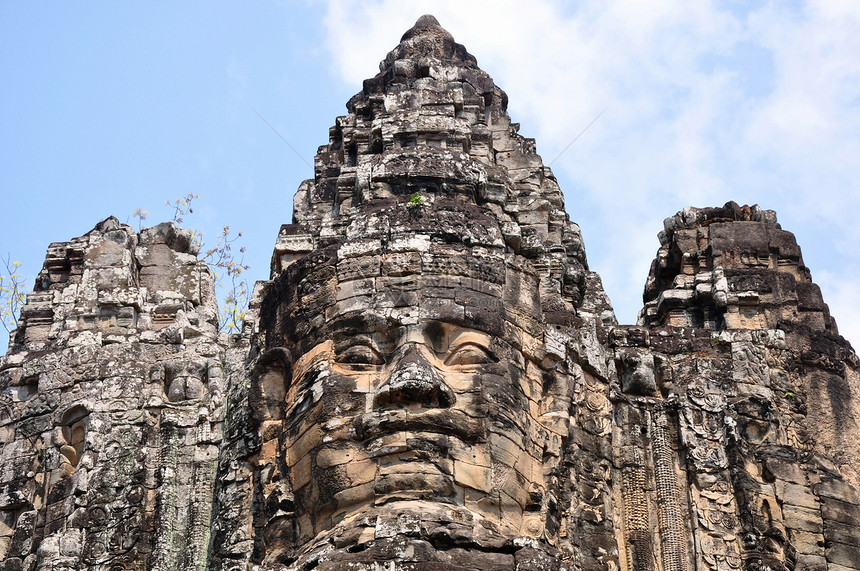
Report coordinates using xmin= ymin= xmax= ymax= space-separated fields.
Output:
xmin=273 ymin=16 xmax=613 ymax=319
xmin=400 ymin=14 xmax=453 ymax=41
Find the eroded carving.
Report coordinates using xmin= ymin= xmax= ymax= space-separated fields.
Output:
xmin=0 ymin=14 xmax=858 ymax=571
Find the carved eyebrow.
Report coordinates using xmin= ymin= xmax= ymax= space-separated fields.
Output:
xmin=444 ymin=340 xmax=496 ymax=366
xmin=333 ymin=338 xmax=386 ymax=366
xmin=328 ymin=311 xmax=390 ymax=336
xmin=447 ymin=330 xmax=493 ymax=351
xmin=332 ymin=334 xmax=376 ymax=353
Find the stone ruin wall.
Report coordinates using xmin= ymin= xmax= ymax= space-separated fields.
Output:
xmin=1 ymin=15 xmax=858 ymax=571
xmin=0 ymin=219 xmax=250 ymax=569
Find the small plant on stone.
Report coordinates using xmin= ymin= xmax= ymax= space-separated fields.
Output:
xmin=0 ymin=255 xmax=26 ymax=335
xmin=406 ymin=193 xmax=425 ymax=209
xmin=131 ymin=208 xmax=149 ymax=231
xmin=202 ymin=226 xmax=250 ymax=334
xmin=166 ymin=192 xmax=199 ymax=225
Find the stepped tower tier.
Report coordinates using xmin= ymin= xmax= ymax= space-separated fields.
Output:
xmin=0 ymin=218 xmax=236 ymax=570
xmin=270 ymin=15 xmax=613 ymax=322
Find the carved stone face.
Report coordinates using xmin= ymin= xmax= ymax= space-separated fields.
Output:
xmin=263 ymin=245 xmax=568 ymax=550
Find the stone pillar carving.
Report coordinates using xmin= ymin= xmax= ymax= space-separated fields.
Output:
xmin=0 ymin=218 xmax=228 ymax=570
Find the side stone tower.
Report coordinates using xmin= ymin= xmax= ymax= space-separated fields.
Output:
xmin=0 ymin=218 xmax=232 ymax=570
xmin=624 ymin=202 xmax=860 ymax=571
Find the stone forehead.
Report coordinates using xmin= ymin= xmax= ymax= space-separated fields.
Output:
xmin=265 ymin=240 xmax=542 ymax=352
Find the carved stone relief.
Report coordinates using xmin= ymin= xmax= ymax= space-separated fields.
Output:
xmin=0 ymin=14 xmax=858 ymax=571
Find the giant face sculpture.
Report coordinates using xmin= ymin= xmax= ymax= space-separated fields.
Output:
xmin=255 ymin=238 xmax=573 ymax=559
xmin=248 ymin=15 xmax=591 ymax=564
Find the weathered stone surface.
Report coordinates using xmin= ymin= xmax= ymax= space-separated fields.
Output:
xmin=0 ymin=218 xmax=238 ymax=570
xmin=236 ymin=15 xmax=617 ymax=569
xmin=2 ymin=14 xmax=859 ymax=571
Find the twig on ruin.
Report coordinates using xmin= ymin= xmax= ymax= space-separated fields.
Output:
xmin=0 ymin=255 xmax=26 ymax=335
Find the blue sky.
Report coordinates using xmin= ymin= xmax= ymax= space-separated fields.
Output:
xmin=2 ymin=1 xmax=859 ymax=352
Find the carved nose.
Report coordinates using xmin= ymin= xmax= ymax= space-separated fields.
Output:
xmin=373 ymin=349 xmax=455 ymax=409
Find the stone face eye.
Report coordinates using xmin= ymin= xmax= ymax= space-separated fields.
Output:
xmin=335 ymin=344 xmax=384 ymax=368
xmin=445 ymin=343 xmax=494 ymax=367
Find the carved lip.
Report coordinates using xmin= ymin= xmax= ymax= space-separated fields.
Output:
xmin=354 ymin=408 xmax=486 ymax=445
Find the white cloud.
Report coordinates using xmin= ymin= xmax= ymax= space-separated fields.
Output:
xmin=321 ymin=0 xmax=860 ymax=348
xmin=818 ymin=268 xmax=860 ymax=348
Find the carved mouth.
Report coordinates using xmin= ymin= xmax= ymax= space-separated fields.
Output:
xmin=353 ymin=408 xmax=486 ymax=445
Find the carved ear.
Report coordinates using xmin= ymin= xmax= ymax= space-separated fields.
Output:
xmin=250 ymin=348 xmax=292 ymax=423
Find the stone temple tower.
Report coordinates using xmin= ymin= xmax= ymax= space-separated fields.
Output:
xmin=240 ymin=12 xmax=617 ymax=569
xmin=1 ymin=14 xmax=859 ymax=571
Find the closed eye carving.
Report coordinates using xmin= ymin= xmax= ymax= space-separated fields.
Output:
xmin=444 ymin=342 xmax=495 ymax=367
xmin=335 ymin=344 xmax=385 ymax=369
